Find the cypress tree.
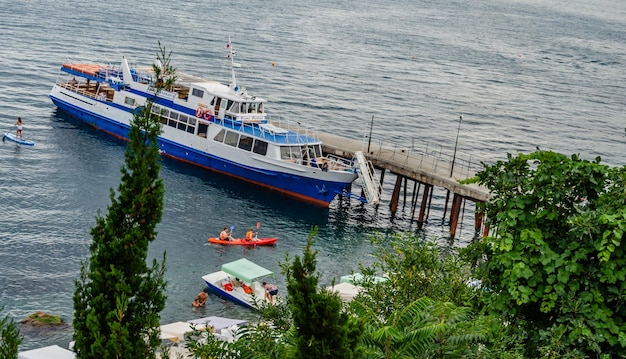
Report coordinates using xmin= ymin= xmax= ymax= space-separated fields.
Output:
xmin=72 ymin=43 xmax=175 ymax=359
xmin=282 ymin=227 xmax=364 ymax=359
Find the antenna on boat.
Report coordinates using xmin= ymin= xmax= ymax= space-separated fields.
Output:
xmin=226 ymin=37 xmax=240 ymax=93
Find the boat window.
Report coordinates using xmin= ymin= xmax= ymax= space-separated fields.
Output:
xmin=224 ymin=131 xmax=239 ymax=147
xmin=168 ymin=119 xmax=177 ymax=128
xmin=162 ymin=109 xmax=170 ymax=118
xmin=170 ymin=112 xmax=179 ymax=121
xmin=192 ymin=88 xmax=204 ymax=98
xmin=305 ymin=146 xmax=315 ymax=158
xmin=214 ymin=129 xmax=225 ymax=143
xmin=124 ymin=97 xmax=136 ymax=106
xmin=280 ymin=146 xmax=290 ymax=160
xmin=238 ymin=135 xmax=253 ymax=151
xmin=198 ymin=123 xmax=208 ymax=138
xmin=179 ymin=115 xmax=188 ymax=124
xmin=187 ymin=117 xmax=195 ymax=126
xmin=226 ymin=100 xmax=234 ymax=112
xmin=257 ymin=103 xmax=264 ymax=113
xmin=252 ymin=140 xmax=268 ymax=155
xmin=313 ymin=145 xmax=324 ymax=157
xmin=290 ymin=146 xmax=302 ymax=159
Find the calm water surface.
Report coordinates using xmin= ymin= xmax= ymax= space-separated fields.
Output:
xmin=0 ymin=0 xmax=624 ymax=350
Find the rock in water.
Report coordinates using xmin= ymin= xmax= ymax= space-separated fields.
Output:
xmin=20 ymin=311 xmax=64 ymax=327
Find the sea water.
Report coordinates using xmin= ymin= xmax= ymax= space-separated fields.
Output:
xmin=0 ymin=0 xmax=624 ymax=350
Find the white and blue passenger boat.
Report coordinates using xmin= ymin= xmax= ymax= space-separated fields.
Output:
xmin=48 ymin=41 xmax=360 ymax=206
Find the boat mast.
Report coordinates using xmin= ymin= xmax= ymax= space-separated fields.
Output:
xmin=226 ymin=38 xmax=239 ymax=93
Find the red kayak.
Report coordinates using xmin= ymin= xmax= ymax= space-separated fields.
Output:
xmin=207 ymin=237 xmax=278 ymax=246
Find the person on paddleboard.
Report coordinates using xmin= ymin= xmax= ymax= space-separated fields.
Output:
xmin=15 ymin=117 xmax=23 ymax=139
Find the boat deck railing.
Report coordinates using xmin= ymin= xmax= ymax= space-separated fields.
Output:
xmin=57 ymin=81 xmax=114 ymax=102
xmin=211 ymin=115 xmax=322 ymax=145
xmin=325 ymin=154 xmax=355 ymax=172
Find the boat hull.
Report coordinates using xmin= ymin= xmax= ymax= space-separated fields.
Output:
xmin=208 ymin=237 xmax=277 ymax=246
xmin=49 ymin=92 xmax=355 ymax=207
xmin=202 ymin=271 xmax=269 ymax=308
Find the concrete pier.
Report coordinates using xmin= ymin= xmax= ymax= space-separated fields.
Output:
xmin=317 ymin=131 xmax=490 ymax=237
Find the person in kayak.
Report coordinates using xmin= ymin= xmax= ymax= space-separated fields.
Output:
xmin=245 ymin=227 xmax=258 ymax=242
xmin=220 ymin=227 xmax=233 ymax=241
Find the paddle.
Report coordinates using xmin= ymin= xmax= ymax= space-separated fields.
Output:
xmin=256 ymin=222 xmax=261 ymax=238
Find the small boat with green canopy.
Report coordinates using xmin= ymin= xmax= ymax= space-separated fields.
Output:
xmin=202 ymin=258 xmax=277 ymax=308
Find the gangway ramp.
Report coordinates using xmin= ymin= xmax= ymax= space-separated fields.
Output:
xmin=354 ymin=150 xmax=381 ymax=205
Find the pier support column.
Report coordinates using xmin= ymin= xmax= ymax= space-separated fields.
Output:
xmin=474 ymin=210 xmax=483 ymax=234
xmin=443 ymin=190 xmax=451 ymax=219
xmin=449 ymin=193 xmax=463 ymax=238
xmin=417 ymin=184 xmax=431 ymax=228
xmin=390 ymin=175 xmax=402 ymax=213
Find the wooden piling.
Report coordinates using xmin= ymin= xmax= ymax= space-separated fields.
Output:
xmin=417 ymin=184 xmax=431 ymax=228
xmin=475 ymin=211 xmax=483 ymax=234
xmin=390 ymin=175 xmax=402 ymax=213
xmin=449 ymin=194 xmax=463 ymax=237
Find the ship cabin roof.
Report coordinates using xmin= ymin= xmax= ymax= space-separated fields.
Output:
xmin=218 ymin=118 xmax=320 ymax=146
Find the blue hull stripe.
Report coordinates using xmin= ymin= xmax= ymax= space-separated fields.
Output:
xmin=50 ymin=95 xmax=350 ymax=206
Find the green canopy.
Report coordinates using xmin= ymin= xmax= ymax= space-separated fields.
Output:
xmin=221 ymin=258 xmax=274 ymax=283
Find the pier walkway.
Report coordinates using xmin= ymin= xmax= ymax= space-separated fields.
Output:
xmin=318 ymin=131 xmax=491 ymax=237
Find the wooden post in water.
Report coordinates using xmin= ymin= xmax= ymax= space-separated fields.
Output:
xmin=402 ymin=177 xmax=408 ymax=210
xmin=410 ymin=181 xmax=418 ymax=220
xmin=474 ymin=209 xmax=483 ymax=234
xmin=390 ymin=175 xmax=402 ymax=213
xmin=449 ymin=193 xmax=463 ymax=237
xmin=417 ymin=184 xmax=431 ymax=228
xmin=426 ymin=184 xmax=434 ymax=221
xmin=443 ymin=190 xmax=451 ymax=219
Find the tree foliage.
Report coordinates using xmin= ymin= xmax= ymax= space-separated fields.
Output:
xmin=354 ymin=233 xmax=524 ymax=359
xmin=465 ymin=150 xmax=626 ymax=357
xmin=358 ymin=233 xmax=476 ymax=319
xmin=72 ymin=43 xmax=176 ymax=358
xmin=280 ymin=226 xmax=364 ymax=359
xmin=0 ymin=308 xmax=22 ymax=359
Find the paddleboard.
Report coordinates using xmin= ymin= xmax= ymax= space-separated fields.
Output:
xmin=3 ymin=132 xmax=35 ymax=146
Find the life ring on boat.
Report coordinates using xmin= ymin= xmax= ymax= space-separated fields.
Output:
xmin=203 ymin=108 xmax=213 ymax=121
xmin=195 ymin=107 xmax=204 ymax=118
